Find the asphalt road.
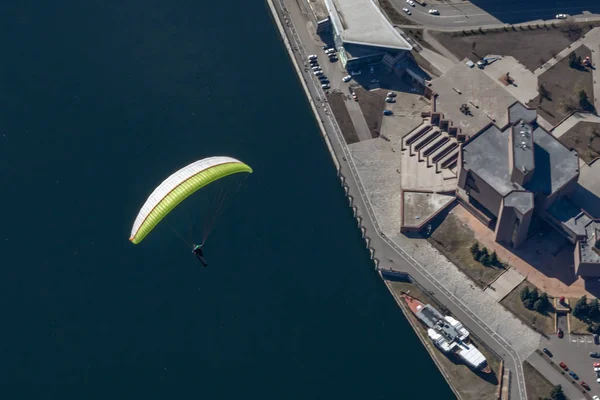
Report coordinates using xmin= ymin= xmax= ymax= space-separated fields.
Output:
xmin=269 ymin=0 xmax=528 ymax=398
xmin=391 ymin=1 xmax=501 ymax=28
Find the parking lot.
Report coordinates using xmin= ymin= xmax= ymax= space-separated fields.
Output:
xmin=540 ymin=332 xmax=600 ymax=397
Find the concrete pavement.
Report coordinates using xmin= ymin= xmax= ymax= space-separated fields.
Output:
xmin=268 ymin=0 xmax=533 ymax=398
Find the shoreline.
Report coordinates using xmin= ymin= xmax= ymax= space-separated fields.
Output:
xmin=264 ymin=0 xmax=469 ymax=396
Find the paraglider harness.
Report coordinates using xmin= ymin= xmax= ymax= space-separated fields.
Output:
xmin=192 ymin=244 xmax=208 ymax=267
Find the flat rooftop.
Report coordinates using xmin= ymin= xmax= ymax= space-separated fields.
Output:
xmin=324 ymin=0 xmax=412 ymax=50
xmin=430 ymin=61 xmax=518 ymax=138
xmin=462 ymin=120 xmax=579 ymax=197
xmin=307 ymin=0 xmax=330 ymax=21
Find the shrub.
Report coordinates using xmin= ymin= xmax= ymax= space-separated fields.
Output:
xmin=520 ymin=286 xmax=530 ymax=301
xmin=574 ymin=295 xmax=588 ymax=319
xmin=469 ymin=242 xmax=480 ymax=257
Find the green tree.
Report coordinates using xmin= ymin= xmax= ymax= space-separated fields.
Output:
xmin=481 ymin=254 xmax=492 ymax=267
xmin=470 ymin=242 xmax=480 ymax=258
xmin=529 ymin=287 xmax=539 ymax=303
xmin=478 ymin=247 xmax=489 ymax=262
xmin=590 ymin=298 xmax=600 ymax=320
xmin=523 ymin=298 xmax=534 ymax=310
xmin=534 ymin=298 xmax=546 ymax=313
xmin=574 ymin=295 xmax=588 ymax=319
xmin=520 ymin=286 xmax=530 ymax=302
xmin=490 ymin=250 xmax=499 ymax=266
xmin=549 ymin=384 xmax=566 ymax=400
xmin=539 ymin=292 xmax=549 ymax=310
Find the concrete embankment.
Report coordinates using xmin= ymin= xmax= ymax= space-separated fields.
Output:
xmin=265 ymin=2 xmax=516 ymax=399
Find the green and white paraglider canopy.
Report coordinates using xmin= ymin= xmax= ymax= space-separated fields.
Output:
xmin=129 ymin=156 xmax=252 ymax=244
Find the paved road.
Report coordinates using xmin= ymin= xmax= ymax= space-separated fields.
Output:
xmin=391 ymin=1 xmax=500 ymax=28
xmin=269 ymin=0 xmax=528 ymax=398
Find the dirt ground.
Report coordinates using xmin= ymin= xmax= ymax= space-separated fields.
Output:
xmin=378 ymin=0 xmax=416 ymax=26
xmin=327 ymin=91 xmax=359 ymax=144
xmin=529 ymin=46 xmax=595 ymax=125
xmin=500 ymin=281 xmax=556 ymax=335
xmin=431 ymin=23 xmax=595 ymax=72
xmin=559 ymin=121 xmax=600 ymax=164
xmin=523 ymin=360 xmax=555 ymax=400
xmin=355 ymin=87 xmax=386 ymax=138
xmin=387 ymin=281 xmax=501 ymax=400
xmin=428 ymin=213 xmax=505 ymax=287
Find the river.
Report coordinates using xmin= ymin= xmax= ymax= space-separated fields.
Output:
xmin=0 ymin=0 xmax=455 ymax=398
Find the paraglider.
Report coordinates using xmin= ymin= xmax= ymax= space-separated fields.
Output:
xmin=129 ymin=156 xmax=252 ymax=246
xmin=192 ymin=244 xmax=208 ymax=267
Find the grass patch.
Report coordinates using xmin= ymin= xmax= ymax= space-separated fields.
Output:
xmin=570 ymin=312 xmax=589 ymax=334
xmin=430 ymin=22 xmax=599 ymax=72
xmin=529 ymin=46 xmax=595 ymax=125
xmin=378 ymin=0 xmax=417 ymax=26
xmin=387 ymin=281 xmax=500 ymax=400
xmin=355 ymin=87 xmax=385 ymax=138
xmin=559 ymin=121 xmax=600 ymax=164
xmin=327 ymin=92 xmax=359 ymax=144
xmin=523 ymin=360 xmax=554 ymax=400
xmin=500 ymin=281 xmax=555 ymax=335
xmin=428 ymin=213 xmax=505 ymax=287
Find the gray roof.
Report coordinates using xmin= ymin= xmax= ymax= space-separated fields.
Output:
xmin=504 ymin=191 xmax=534 ymax=215
xmin=415 ymin=304 xmax=444 ymax=329
xmin=462 ymin=124 xmax=515 ymax=196
xmin=548 ymin=197 xmax=590 ymax=237
xmin=462 ymin=116 xmax=579 ymax=197
xmin=508 ymin=102 xmax=537 ymax=124
xmin=579 ymin=223 xmax=600 ymax=264
xmin=525 ymin=126 xmax=579 ymax=195
xmin=324 ymin=0 xmax=412 ymax=51
xmin=511 ymin=122 xmax=535 ymax=176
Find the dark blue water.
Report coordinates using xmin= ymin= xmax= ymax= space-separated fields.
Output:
xmin=471 ymin=0 xmax=600 ymax=24
xmin=0 ymin=0 xmax=454 ymax=398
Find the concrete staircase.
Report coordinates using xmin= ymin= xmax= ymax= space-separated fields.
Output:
xmin=402 ymin=123 xmax=459 ymax=173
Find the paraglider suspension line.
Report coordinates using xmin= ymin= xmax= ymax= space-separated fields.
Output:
xmin=202 ymin=176 xmax=248 ymax=245
xmin=171 ymin=226 xmax=193 ymax=249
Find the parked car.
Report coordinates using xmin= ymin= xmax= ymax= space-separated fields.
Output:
xmin=321 ymin=84 xmax=331 ymax=90
xmin=593 ymin=395 xmax=600 ymax=400
xmin=319 ymin=79 xmax=330 ymax=84
xmin=308 ymin=54 xmax=318 ymax=60
xmin=556 ymin=14 xmax=568 ymax=19
xmin=596 ymin=371 xmax=600 ymax=383
xmin=387 ymin=92 xmax=397 ymax=97
xmin=593 ymin=362 xmax=600 ymax=371
xmin=581 ymin=381 xmax=590 ymax=390
xmin=559 ymin=362 xmax=568 ymax=371
xmin=383 ymin=109 xmax=393 ymax=116
xmin=325 ymin=48 xmax=336 ymax=55
xmin=428 ymin=9 xmax=439 ymax=15
xmin=402 ymin=7 xmax=411 ymax=15
xmin=557 ymin=328 xmax=563 ymax=338
xmin=352 ymin=93 xmax=358 ymax=101
xmin=314 ymin=70 xmax=323 ymax=76
xmin=406 ymin=0 xmax=415 ymax=5
xmin=542 ymin=348 xmax=553 ymax=357
xmin=311 ymin=66 xmax=322 ymax=71
xmin=590 ymin=352 xmax=600 ymax=358
xmin=342 ymin=75 xmax=352 ymax=82
xmin=350 ymin=70 xmax=362 ymax=76
xmin=569 ymin=371 xmax=579 ymax=380
xmin=385 ymin=97 xmax=396 ymax=103
xmin=329 ymin=56 xmax=338 ymax=62
xmin=594 ymin=333 xmax=599 ymax=344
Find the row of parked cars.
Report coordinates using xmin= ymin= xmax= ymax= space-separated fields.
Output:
xmin=308 ymin=54 xmax=331 ymax=90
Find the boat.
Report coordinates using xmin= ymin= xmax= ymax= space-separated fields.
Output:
xmin=402 ymin=293 xmax=492 ymax=374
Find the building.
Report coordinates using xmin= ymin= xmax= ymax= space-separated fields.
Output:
xmin=456 ymin=102 xmax=600 ymax=276
xmin=306 ymin=0 xmax=412 ymax=71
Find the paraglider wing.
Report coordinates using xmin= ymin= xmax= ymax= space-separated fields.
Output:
xmin=129 ymin=156 xmax=252 ymax=244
